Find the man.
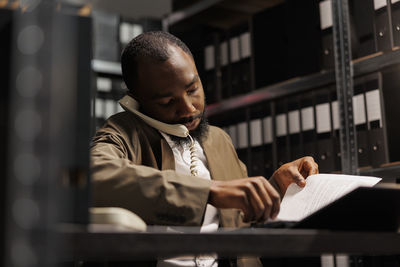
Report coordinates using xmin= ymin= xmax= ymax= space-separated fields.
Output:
xmin=91 ymin=31 xmax=318 ymax=266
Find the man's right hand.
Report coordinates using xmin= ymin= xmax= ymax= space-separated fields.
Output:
xmin=208 ymin=177 xmax=280 ymax=223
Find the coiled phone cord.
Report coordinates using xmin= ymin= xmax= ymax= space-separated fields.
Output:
xmin=188 ymin=134 xmax=198 ymax=176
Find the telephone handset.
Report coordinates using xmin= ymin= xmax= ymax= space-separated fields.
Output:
xmin=119 ymin=95 xmax=199 ymax=176
xmin=119 ymin=95 xmax=198 ymax=176
xmin=119 ymin=95 xmax=189 ymax=138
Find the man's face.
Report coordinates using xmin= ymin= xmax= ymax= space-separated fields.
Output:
xmin=133 ymin=45 xmax=205 ymax=132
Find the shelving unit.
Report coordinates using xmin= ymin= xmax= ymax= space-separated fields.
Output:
xmin=164 ymin=0 xmax=400 ymax=180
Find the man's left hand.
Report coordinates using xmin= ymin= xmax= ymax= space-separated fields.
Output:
xmin=271 ymin=156 xmax=319 ymax=195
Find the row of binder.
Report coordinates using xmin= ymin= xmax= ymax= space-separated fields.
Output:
xmin=216 ymin=70 xmax=400 ymax=176
xmin=203 ymin=23 xmax=254 ymax=103
xmin=195 ymin=0 xmax=323 ymax=103
xmin=320 ymin=0 xmax=400 ymax=69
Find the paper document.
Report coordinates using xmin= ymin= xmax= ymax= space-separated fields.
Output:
xmin=277 ymin=174 xmax=381 ymax=221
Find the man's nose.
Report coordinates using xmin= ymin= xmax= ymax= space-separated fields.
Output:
xmin=177 ymin=96 xmax=196 ymax=116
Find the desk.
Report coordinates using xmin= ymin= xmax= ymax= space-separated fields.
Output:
xmin=56 ymin=225 xmax=400 ymax=262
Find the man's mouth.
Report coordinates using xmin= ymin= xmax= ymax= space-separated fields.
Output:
xmin=183 ymin=117 xmax=200 ymax=130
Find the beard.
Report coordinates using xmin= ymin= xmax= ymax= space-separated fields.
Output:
xmin=169 ymin=111 xmax=209 ymax=146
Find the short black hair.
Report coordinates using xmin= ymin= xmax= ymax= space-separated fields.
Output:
xmin=121 ymin=31 xmax=193 ymax=93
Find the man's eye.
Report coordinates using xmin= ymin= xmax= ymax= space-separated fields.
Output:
xmin=188 ymin=87 xmax=198 ymax=95
xmin=159 ymin=99 xmax=173 ymax=107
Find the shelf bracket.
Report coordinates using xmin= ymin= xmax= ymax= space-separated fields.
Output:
xmin=332 ymin=0 xmax=358 ymax=174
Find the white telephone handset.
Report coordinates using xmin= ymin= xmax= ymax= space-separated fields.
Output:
xmin=119 ymin=95 xmax=199 ymax=176
xmin=119 ymin=95 xmax=189 ymax=138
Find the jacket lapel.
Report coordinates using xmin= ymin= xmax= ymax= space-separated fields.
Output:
xmin=202 ymin=138 xmax=226 ymax=182
xmin=160 ymin=138 xmax=175 ymax=170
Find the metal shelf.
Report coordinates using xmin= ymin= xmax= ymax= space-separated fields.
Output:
xmin=92 ymin=59 xmax=122 ymax=76
xmin=163 ymin=0 xmax=283 ymax=31
xmin=163 ymin=0 xmax=223 ymax=29
xmin=360 ymin=164 xmax=400 ymax=181
xmin=58 ymin=226 xmax=400 ymax=261
xmin=206 ymin=49 xmax=400 ymax=117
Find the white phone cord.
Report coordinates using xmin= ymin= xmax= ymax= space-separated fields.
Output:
xmin=188 ymin=134 xmax=199 ymax=176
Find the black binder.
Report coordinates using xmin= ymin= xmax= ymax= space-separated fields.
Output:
xmin=319 ymin=0 xmax=335 ymax=69
xmin=391 ymin=0 xmax=400 ymax=47
xmin=353 ymin=79 xmax=371 ymax=168
xmin=315 ymin=89 xmax=336 ymax=173
xmin=374 ymin=0 xmax=393 ymax=51
xmin=300 ymin=91 xmax=318 ymax=161
xmin=228 ymin=30 xmax=242 ymax=97
xmin=286 ymin=0 xmax=322 ymax=77
xmin=249 ymin=104 xmax=269 ymax=177
xmin=238 ymin=23 xmax=254 ymax=94
xmin=259 ymin=186 xmax=400 ymax=232
xmin=294 ymin=186 xmax=400 ymax=231
xmin=219 ymin=32 xmax=231 ymax=100
xmin=233 ymin=109 xmax=250 ymax=168
xmin=350 ymin=0 xmax=377 ymax=58
xmin=381 ymin=66 xmax=400 ymax=163
xmin=253 ymin=3 xmax=289 ymax=88
xmin=203 ymin=32 xmax=219 ymax=104
xmin=275 ymin=99 xmax=289 ymax=167
xmin=364 ymin=73 xmax=388 ymax=167
xmin=288 ymin=96 xmax=303 ymax=162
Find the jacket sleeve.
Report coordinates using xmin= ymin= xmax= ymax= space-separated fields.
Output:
xmin=90 ymin=131 xmax=211 ymax=226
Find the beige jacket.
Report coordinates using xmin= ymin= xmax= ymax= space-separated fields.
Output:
xmin=91 ymin=111 xmax=263 ymax=266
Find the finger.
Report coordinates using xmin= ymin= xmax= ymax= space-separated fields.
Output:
xmin=304 ymin=157 xmax=319 ymax=176
xmin=245 ymin=181 xmax=266 ymax=222
xmin=239 ymin=192 xmax=253 ymax=223
xmin=291 ymin=167 xmax=306 ymax=187
xmin=263 ymin=181 xmax=281 ymax=219
xmin=252 ymin=178 xmax=272 ymax=221
xmin=309 ymin=160 xmax=319 ymax=175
